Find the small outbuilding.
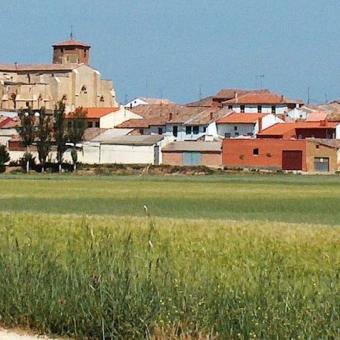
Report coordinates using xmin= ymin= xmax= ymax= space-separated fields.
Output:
xmin=162 ymin=141 xmax=222 ymax=168
xmin=80 ymin=135 xmax=165 ymax=165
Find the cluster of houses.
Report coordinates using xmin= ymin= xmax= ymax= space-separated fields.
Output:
xmin=1 ymin=38 xmax=340 ymax=173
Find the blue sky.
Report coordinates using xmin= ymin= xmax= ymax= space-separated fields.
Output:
xmin=1 ymin=0 xmax=339 ymax=104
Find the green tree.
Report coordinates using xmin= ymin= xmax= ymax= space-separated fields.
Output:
xmin=67 ymin=107 xmax=87 ymax=171
xmin=67 ymin=107 xmax=87 ymax=144
xmin=36 ymin=107 xmax=52 ymax=172
xmin=53 ymin=101 xmax=67 ymax=172
xmin=0 ymin=145 xmax=10 ymax=173
xmin=17 ymin=107 xmax=35 ymax=172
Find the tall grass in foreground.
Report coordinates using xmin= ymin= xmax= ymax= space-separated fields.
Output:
xmin=0 ymin=213 xmax=338 ymax=339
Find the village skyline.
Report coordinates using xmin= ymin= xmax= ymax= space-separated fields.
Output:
xmin=1 ymin=0 xmax=340 ymax=104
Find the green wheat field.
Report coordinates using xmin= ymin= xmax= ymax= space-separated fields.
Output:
xmin=0 ymin=174 xmax=339 ymax=338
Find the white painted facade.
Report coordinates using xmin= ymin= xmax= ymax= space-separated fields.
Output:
xmin=99 ymin=106 xmax=142 ymax=128
xmin=164 ymin=124 xmax=207 ymax=141
xmin=124 ymin=98 xmax=149 ymax=109
xmin=217 ymin=123 xmax=255 ymax=138
xmin=286 ymin=108 xmax=308 ymax=121
xmin=0 ymin=128 xmax=17 ymax=146
xmin=217 ymin=114 xmax=283 ymax=138
xmin=336 ymin=124 xmax=340 ymax=139
xmin=226 ymin=104 xmax=289 ymax=115
xmin=260 ymin=114 xmax=284 ymax=131
xmin=8 ymin=142 xmax=164 ymax=166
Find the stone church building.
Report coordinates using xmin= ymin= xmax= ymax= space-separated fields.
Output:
xmin=0 ymin=38 xmax=118 ymax=112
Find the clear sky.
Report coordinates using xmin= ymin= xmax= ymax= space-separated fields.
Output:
xmin=1 ymin=0 xmax=339 ymax=104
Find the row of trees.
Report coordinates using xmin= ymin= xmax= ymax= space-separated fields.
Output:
xmin=17 ymin=101 xmax=87 ymax=172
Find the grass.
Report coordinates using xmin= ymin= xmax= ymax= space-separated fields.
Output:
xmin=0 ymin=174 xmax=340 ymax=224
xmin=0 ymin=174 xmax=339 ymax=338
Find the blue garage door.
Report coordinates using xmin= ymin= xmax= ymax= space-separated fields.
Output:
xmin=183 ymin=152 xmax=201 ymax=166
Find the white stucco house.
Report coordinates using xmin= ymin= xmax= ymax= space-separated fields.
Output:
xmin=66 ymin=106 xmax=142 ymax=129
xmin=222 ymin=91 xmax=303 ymax=115
xmin=124 ymin=97 xmax=174 ymax=109
xmin=216 ymin=112 xmax=283 ymax=138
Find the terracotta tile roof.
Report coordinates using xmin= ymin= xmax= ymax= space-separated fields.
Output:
xmin=223 ymin=91 xmax=303 ymax=105
xmin=163 ymin=141 xmax=222 ymax=152
xmin=101 ymin=135 xmax=164 ymax=146
xmin=258 ymin=121 xmax=338 ymax=137
xmin=216 ymin=112 xmax=265 ymax=124
xmin=184 ymin=107 xmax=231 ymax=125
xmin=214 ymin=88 xmax=254 ymax=99
xmin=66 ymin=107 xmax=120 ymax=119
xmin=307 ymin=138 xmax=340 ymax=149
xmin=52 ymin=39 xmax=90 ymax=48
xmin=185 ymin=96 xmax=214 ymax=107
xmin=138 ymin=97 xmax=175 ymax=105
xmin=0 ymin=63 xmax=81 ymax=72
xmin=0 ymin=116 xmax=20 ymax=129
xmin=129 ymin=104 xmax=204 ymax=124
xmin=116 ymin=117 xmax=166 ymax=129
xmin=306 ymin=111 xmax=329 ymax=122
xmin=83 ymin=128 xmax=107 ymax=141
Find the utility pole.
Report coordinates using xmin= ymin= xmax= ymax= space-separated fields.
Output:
xmin=255 ymin=74 xmax=265 ymax=89
xmin=307 ymin=87 xmax=310 ymax=105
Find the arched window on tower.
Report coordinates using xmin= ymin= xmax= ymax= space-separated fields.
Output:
xmin=81 ymin=85 xmax=87 ymax=94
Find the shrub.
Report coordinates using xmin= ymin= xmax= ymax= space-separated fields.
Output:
xmin=0 ymin=145 xmax=10 ymax=165
xmin=0 ymin=145 xmax=10 ymax=173
xmin=19 ymin=152 xmax=36 ymax=171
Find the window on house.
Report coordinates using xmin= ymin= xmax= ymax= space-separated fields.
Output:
xmin=240 ymin=105 xmax=245 ymax=113
xmin=271 ymin=106 xmax=276 ymax=114
xmin=26 ymin=101 xmax=29 ymax=107
xmin=228 ymin=105 xmax=233 ymax=110
xmin=316 ymin=144 xmax=320 ymax=149
xmin=203 ymin=126 xmax=207 ymax=133
xmin=257 ymin=105 xmax=262 ymax=113
xmin=67 ymin=121 xmax=72 ymax=128
xmin=87 ymin=121 xmax=92 ymax=128
xmin=173 ymin=126 xmax=178 ymax=137
xmin=234 ymin=126 xmax=238 ymax=131
xmin=253 ymin=148 xmax=259 ymax=155
xmin=139 ymin=128 xmax=144 ymax=135
xmin=235 ymin=132 xmax=239 ymax=136
xmin=193 ymin=126 xmax=199 ymax=134
xmin=95 ymin=121 xmax=100 ymax=128
xmin=186 ymin=126 xmax=192 ymax=135
xmin=158 ymin=127 xmax=163 ymax=135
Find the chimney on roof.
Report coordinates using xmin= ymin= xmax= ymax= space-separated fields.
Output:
xmin=281 ymin=95 xmax=284 ymax=102
xmin=258 ymin=117 xmax=263 ymax=133
xmin=210 ymin=112 xmax=214 ymax=120
xmin=169 ymin=112 xmax=173 ymax=121
xmin=235 ymin=92 xmax=238 ymax=103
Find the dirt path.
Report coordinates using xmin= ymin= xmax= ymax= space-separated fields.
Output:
xmin=0 ymin=327 xmax=55 ymax=339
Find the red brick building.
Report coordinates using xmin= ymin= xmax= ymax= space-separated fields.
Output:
xmin=222 ymin=138 xmax=339 ymax=173
xmin=257 ymin=121 xmax=338 ymax=139
xmin=162 ymin=141 xmax=222 ymax=168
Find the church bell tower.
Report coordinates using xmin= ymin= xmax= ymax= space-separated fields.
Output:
xmin=52 ymin=33 xmax=90 ymax=65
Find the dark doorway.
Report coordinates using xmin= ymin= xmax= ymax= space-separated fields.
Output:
xmin=282 ymin=150 xmax=303 ymax=170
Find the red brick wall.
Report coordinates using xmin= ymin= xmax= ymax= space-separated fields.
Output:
xmin=201 ymin=153 xmax=222 ymax=168
xmin=162 ymin=152 xmax=183 ymax=166
xmin=222 ymin=139 xmax=307 ymax=171
xmin=162 ymin=151 xmax=221 ymax=168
